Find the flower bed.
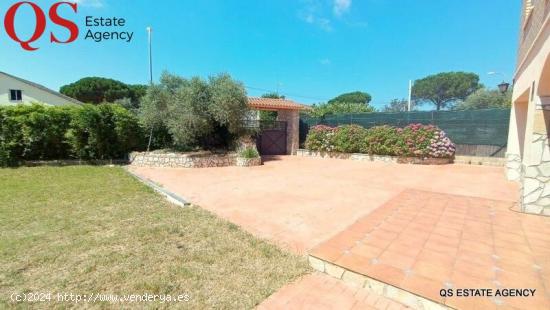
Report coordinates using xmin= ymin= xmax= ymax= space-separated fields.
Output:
xmin=304 ymin=124 xmax=455 ymax=162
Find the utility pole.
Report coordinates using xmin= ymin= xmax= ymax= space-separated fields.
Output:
xmin=408 ymin=80 xmax=412 ymax=112
xmin=146 ymin=26 xmax=154 ymax=152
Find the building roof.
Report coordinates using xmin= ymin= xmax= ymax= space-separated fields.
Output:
xmin=0 ymin=71 xmax=83 ymax=105
xmin=247 ymin=97 xmax=312 ymax=111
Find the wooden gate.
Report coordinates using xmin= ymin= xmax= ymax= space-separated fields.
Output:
xmin=257 ymin=121 xmax=287 ymax=155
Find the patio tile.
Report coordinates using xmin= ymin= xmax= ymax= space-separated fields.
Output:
xmin=310 ymin=189 xmax=550 ymax=309
xmin=453 ymin=258 xmax=497 ymax=281
xmin=335 ymin=253 xmax=372 ymax=275
xmin=378 ymin=249 xmax=417 ymax=270
xmin=257 ymin=272 xmax=410 ymax=310
xmin=458 ymin=239 xmax=495 ymax=255
xmin=400 ymin=274 xmax=445 ymax=303
xmin=365 ymin=263 xmax=407 ymax=287
xmin=412 ymin=259 xmax=453 ymax=283
xmin=350 ymin=243 xmax=384 ymax=259
xmin=310 ymin=245 xmax=345 ymax=262
xmin=423 ymin=239 xmax=459 ymax=256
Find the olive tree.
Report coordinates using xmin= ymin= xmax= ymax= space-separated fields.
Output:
xmin=454 ymin=88 xmax=512 ymax=110
xmin=139 ymin=72 xmax=249 ymax=150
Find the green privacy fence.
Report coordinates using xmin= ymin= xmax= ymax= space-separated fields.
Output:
xmin=300 ymin=108 xmax=511 ymax=147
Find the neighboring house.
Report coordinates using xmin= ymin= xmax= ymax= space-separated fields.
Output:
xmin=506 ymin=0 xmax=550 ymax=214
xmin=0 ymin=71 xmax=82 ymax=106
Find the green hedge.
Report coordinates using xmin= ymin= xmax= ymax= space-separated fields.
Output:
xmin=0 ymin=104 xmax=144 ymax=166
xmin=304 ymin=124 xmax=456 ymax=158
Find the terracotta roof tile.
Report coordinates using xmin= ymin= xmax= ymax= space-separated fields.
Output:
xmin=247 ymin=97 xmax=312 ymax=111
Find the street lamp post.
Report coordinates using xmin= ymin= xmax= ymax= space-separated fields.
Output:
xmin=146 ymin=26 xmax=153 ymax=85
xmin=146 ymin=26 xmax=153 ymax=152
xmin=498 ymin=82 xmax=510 ymax=94
xmin=488 ymin=72 xmax=511 ymax=94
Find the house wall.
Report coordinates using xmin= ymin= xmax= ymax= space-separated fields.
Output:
xmin=0 ymin=74 xmax=78 ymax=106
xmin=507 ymin=0 xmax=550 ymax=215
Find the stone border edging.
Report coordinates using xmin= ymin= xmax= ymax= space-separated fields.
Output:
xmin=296 ymin=149 xmax=452 ymax=165
xmin=308 ymin=255 xmax=451 ymax=310
xmin=124 ymin=167 xmax=189 ymax=208
xmin=453 ymin=156 xmax=506 ymax=167
xmin=21 ymin=159 xmax=128 ymax=167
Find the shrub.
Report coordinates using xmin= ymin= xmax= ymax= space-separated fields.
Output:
xmin=239 ymin=147 xmax=259 ymax=159
xmin=363 ymin=126 xmax=407 ymax=156
xmin=332 ymin=125 xmax=367 ymax=153
xmin=0 ymin=104 xmax=73 ymax=166
xmin=0 ymin=103 xmax=144 ymax=166
xmin=397 ymin=124 xmax=455 ymax=158
xmin=66 ymin=104 xmax=144 ymax=159
xmin=304 ymin=123 xmax=455 ymax=158
xmin=304 ymin=125 xmax=337 ymax=152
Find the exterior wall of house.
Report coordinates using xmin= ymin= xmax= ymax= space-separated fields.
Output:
xmin=507 ymin=0 xmax=550 ymax=215
xmin=0 ymin=74 xmax=78 ymax=106
xmin=277 ymin=110 xmax=300 ymax=155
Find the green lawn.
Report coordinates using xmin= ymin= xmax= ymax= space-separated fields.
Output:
xmin=0 ymin=166 xmax=309 ymax=309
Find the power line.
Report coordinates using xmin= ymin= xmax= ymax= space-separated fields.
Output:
xmin=244 ymin=85 xmax=330 ymax=102
xmin=244 ymin=85 xmax=397 ymax=108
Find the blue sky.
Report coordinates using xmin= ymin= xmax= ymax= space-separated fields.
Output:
xmin=0 ymin=0 xmax=520 ymax=108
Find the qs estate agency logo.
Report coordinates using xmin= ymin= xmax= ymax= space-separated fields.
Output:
xmin=3 ymin=1 xmax=134 ymax=51
xmin=3 ymin=1 xmax=78 ymax=51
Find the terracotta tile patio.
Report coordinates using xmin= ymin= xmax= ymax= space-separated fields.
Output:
xmin=257 ymin=272 xmax=410 ymax=310
xmin=129 ymin=156 xmax=518 ymax=254
xmin=310 ymin=189 xmax=550 ymax=310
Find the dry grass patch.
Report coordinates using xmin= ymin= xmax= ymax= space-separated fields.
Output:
xmin=0 ymin=166 xmax=309 ymax=309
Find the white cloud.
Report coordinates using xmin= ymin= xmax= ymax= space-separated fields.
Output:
xmin=319 ymin=58 xmax=331 ymax=65
xmin=299 ymin=0 xmax=333 ymax=32
xmin=333 ymin=0 xmax=351 ymax=17
xmin=74 ymin=0 xmax=104 ymax=8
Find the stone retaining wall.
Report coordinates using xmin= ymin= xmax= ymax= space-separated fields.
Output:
xmin=129 ymin=151 xmax=237 ymax=168
xmin=129 ymin=152 xmax=263 ymax=168
xmin=296 ymin=149 xmax=452 ymax=165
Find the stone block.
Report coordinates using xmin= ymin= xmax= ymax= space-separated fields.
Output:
xmin=539 ymin=163 xmax=550 ymax=176
xmin=363 ymin=277 xmax=386 ymax=295
xmin=524 ymin=204 xmax=543 ymax=214
xmin=523 ymin=178 xmax=542 ymax=195
xmin=341 ymin=271 xmax=366 ymax=287
xmin=325 ymin=263 xmax=345 ymax=279
xmin=524 ymin=188 xmax=543 ymax=204
xmin=308 ymin=256 xmax=325 ymax=272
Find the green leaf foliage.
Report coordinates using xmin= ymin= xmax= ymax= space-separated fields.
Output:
xmin=308 ymin=101 xmax=376 ymax=118
xmin=139 ymin=72 xmax=249 ymax=150
xmin=0 ymin=104 xmax=144 ymax=166
xmin=454 ymin=88 xmax=512 ymax=110
xmin=328 ymin=91 xmax=372 ymax=105
xmin=60 ymin=77 xmax=147 ymax=106
xmin=412 ymin=72 xmax=481 ymax=111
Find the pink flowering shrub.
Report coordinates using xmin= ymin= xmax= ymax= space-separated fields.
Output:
xmin=332 ymin=125 xmax=367 ymax=153
xmin=363 ymin=126 xmax=407 ymax=156
xmin=399 ymin=124 xmax=456 ymax=158
xmin=304 ymin=125 xmax=338 ymax=152
xmin=305 ymin=123 xmax=455 ymax=158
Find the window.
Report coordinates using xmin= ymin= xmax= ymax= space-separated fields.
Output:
xmin=9 ymin=89 xmax=22 ymax=101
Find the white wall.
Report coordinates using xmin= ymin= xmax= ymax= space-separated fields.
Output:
xmin=0 ymin=74 xmax=78 ymax=106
